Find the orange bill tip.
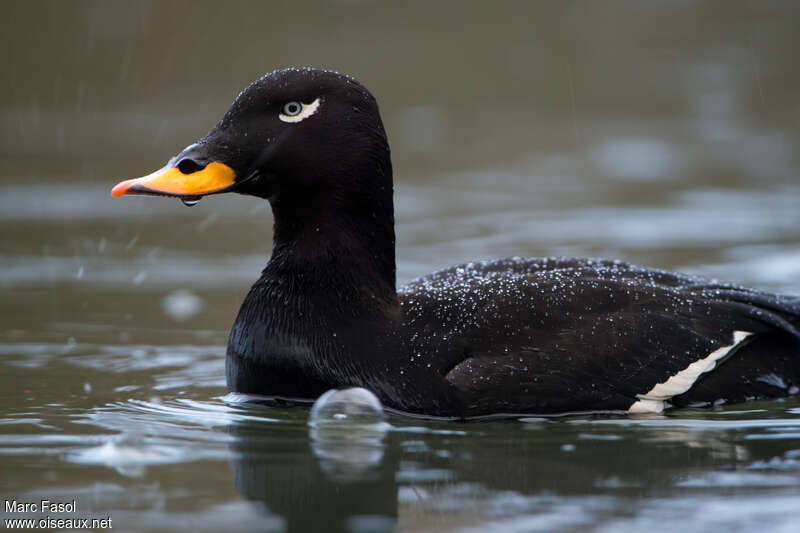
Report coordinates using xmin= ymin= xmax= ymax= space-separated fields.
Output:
xmin=110 ymin=162 xmax=236 ymax=198
xmin=110 ymin=177 xmax=140 ymax=197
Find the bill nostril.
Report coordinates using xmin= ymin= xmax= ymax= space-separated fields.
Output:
xmin=176 ymin=159 xmax=206 ymax=174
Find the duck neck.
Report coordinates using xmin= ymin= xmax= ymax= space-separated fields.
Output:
xmin=266 ymin=179 xmax=397 ymax=305
xmin=227 ymin=149 xmax=402 ymax=397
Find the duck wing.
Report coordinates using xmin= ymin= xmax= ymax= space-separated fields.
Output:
xmin=398 ymin=257 xmax=800 ymax=417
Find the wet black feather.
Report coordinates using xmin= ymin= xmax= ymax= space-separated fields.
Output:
xmin=200 ymin=69 xmax=800 ymax=418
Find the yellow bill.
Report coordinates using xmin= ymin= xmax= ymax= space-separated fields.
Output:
xmin=111 ymin=161 xmax=236 ymax=198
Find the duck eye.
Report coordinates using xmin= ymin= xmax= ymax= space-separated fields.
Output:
xmin=278 ymin=98 xmax=322 ymax=123
xmin=282 ymin=102 xmax=302 ymax=116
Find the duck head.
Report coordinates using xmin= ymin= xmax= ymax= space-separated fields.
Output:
xmin=111 ymin=68 xmax=392 ymax=206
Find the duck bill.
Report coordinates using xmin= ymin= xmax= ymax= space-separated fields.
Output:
xmin=110 ymin=161 xmax=237 ymax=199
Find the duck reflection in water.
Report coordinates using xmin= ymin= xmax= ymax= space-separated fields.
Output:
xmin=224 ymin=390 xmax=798 ymax=533
xmin=227 ymin=388 xmax=398 ymax=533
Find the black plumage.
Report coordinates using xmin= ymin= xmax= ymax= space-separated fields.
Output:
xmin=114 ymin=68 xmax=800 ymax=419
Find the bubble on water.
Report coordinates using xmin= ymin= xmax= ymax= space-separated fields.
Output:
xmin=162 ymin=289 xmax=204 ymax=321
xmin=309 ymin=388 xmax=389 ymax=482
xmin=310 ymin=387 xmax=384 ymax=424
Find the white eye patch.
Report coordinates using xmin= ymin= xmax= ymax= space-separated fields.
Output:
xmin=279 ymin=98 xmax=322 ymax=123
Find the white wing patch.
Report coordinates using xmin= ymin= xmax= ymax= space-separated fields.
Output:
xmin=628 ymin=331 xmax=753 ymax=414
xmin=279 ymin=98 xmax=321 ymax=123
